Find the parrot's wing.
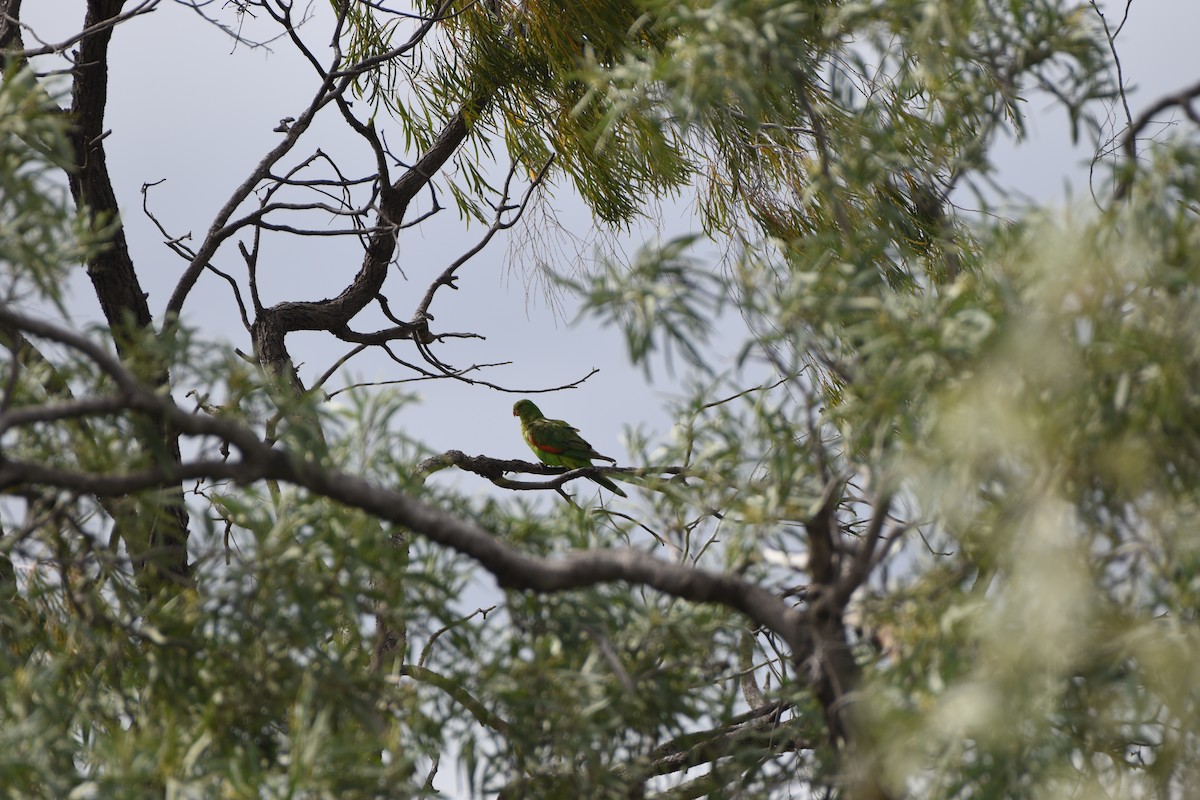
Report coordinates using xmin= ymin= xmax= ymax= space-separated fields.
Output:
xmin=526 ymin=418 xmax=575 ymax=459
xmin=537 ymin=418 xmax=611 ymax=463
xmin=522 ymin=416 xmax=626 ymax=496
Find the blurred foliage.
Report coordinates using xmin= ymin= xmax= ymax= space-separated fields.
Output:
xmin=4 ymin=0 xmax=1200 ymax=798
xmin=0 ymin=68 xmax=100 ymax=313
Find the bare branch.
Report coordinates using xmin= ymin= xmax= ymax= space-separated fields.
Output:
xmin=414 ymin=449 xmax=686 ymax=497
xmin=165 ymin=67 xmax=349 ymax=316
xmin=0 ymin=442 xmax=810 ymax=658
xmin=1115 ymin=76 xmax=1200 ymax=200
xmin=835 ymin=492 xmax=892 ymax=604
xmin=0 ymin=306 xmax=810 ymax=657
xmin=413 ymin=155 xmax=555 ymax=323
xmin=12 ymin=0 xmax=159 ymax=60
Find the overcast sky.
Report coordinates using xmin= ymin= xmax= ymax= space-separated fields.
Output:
xmin=20 ymin=0 xmax=1200 ymax=496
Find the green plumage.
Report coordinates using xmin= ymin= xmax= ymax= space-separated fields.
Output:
xmin=513 ymin=399 xmax=628 ymax=497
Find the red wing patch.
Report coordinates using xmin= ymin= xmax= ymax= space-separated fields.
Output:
xmin=526 ymin=431 xmax=563 ymax=455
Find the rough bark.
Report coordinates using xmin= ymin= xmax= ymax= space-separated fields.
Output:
xmin=66 ymin=0 xmax=190 ymax=593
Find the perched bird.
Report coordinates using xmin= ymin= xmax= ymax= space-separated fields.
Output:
xmin=513 ymin=399 xmax=628 ymax=497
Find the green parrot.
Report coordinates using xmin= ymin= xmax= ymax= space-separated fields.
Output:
xmin=513 ymin=399 xmax=628 ymax=497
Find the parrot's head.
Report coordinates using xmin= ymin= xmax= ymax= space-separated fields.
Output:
xmin=513 ymin=399 xmax=544 ymax=421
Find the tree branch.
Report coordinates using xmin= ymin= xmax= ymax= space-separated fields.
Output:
xmin=0 ymin=305 xmax=809 ymax=658
xmin=64 ymin=0 xmax=190 ymax=590
xmin=1114 ymin=76 xmax=1200 ymax=201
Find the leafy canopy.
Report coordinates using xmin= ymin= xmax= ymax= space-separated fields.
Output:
xmin=3 ymin=0 xmax=1200 ymax=798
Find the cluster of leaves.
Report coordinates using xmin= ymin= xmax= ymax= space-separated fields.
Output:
xmin=557 ymin=1 xmax=1200 ymax=796
xmin=0 ymin=69 xmax=94 ymax=308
